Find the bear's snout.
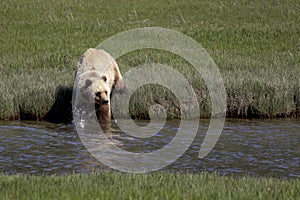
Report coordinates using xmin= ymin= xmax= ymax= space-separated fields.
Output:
xmin=95 ymin=92 xmax=109 ymax=104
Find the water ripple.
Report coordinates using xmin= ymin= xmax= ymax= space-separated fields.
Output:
xmin=0 ymin=119 xmax=299 ymax=179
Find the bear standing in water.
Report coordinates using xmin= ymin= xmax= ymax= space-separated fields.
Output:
xmin=75 ymin=48 xmax=124 ymax=133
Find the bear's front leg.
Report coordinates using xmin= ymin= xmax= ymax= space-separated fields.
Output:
xmin=96 ymin=103 xmax=112 ymax=137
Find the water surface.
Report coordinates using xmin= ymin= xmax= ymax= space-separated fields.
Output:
xmin=0 ymin=119 xmax=299 ymax=179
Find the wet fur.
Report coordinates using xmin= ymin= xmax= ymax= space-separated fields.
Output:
xmin=76 ymin=48 xmax=125 ymax=134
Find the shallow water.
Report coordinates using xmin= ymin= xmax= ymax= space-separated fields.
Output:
xmin=0 ymin=119 xmax=299 ymax=179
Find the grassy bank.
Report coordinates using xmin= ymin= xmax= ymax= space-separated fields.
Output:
xmin=1 ymin=0 xmax=299 ymax=121
xmin=0 ymin=172 xmax=299 ymax=199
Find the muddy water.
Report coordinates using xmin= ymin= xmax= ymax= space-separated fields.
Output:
xmin=0 ymin=119 xmax=299 ymax=179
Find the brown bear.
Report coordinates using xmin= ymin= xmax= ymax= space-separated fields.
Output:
xmin=75 ymin=48 xmax=124 ymax=133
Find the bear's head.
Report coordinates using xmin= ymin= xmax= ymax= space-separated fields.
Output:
xmin=78 ymin=71 xmax=111 ymax=105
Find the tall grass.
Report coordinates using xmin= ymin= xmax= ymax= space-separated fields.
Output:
xmin=0 ymin=172 xmax=299 ymax=200
xmin=0 ymin=0 xmax=299 ymax=121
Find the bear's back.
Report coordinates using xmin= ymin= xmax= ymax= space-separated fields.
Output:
xmin=76 ymin=48 xmax=116 ymax=75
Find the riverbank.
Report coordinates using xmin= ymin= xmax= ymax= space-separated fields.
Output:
xmin=0 ymin=172 xmax=299 ymax=200
xmin=1 ymin=0 xmax=299 ymax=121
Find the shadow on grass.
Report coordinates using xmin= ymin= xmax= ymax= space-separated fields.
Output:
xmin=44 ymin=86 xmax=73 ymax=123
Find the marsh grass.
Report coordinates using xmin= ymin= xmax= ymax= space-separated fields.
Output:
xmin=0 ymin=67 xmax=74 ymax=120
xmin=0 ymin=172 xmax=299 ymax=200
xmin=0 ymin=0 xmax=299 ymax=121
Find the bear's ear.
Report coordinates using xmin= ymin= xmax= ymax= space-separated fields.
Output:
xmin=85 ymin=79 xmax=92 ymax=87
xmin=101 ymin=75 xmax=107 ymax=82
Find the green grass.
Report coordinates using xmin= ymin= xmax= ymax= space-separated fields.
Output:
xmin=0 ymin=0 xmax=299 ymax=121
xmin=0 ymin=172 xmax=299 ymax=200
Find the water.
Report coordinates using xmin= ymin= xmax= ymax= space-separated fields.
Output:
xmin=0 ymin=119 xmax=299 ymax=179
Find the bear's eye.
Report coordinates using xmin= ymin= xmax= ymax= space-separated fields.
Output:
xmin=101 ymin=75 xmax=107 ymax=82
xmin=105 ymin=91 xmax=108 ymax=95
xmin=95 ymin=92 xmax=101 ymax=97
